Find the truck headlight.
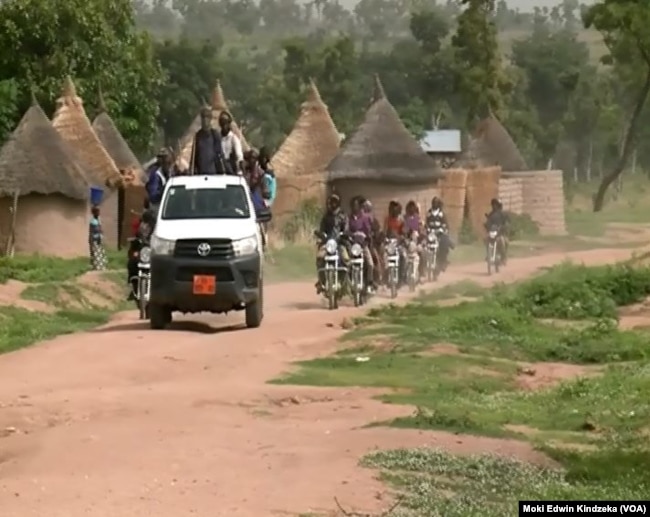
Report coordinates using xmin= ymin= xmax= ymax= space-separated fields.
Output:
xmin=325 ymin=239 xmax=337 ymax=254
xmin=233 ymin=235 xmax=258 ymax=256
xmin=139 ymin=246 xmax=152 ymax=263
xmin=150 ymin=235 xmax=175 ymax=255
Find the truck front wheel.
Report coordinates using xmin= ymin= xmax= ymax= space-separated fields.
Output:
xmin=245 ymin=280 xmax=263 ymax=328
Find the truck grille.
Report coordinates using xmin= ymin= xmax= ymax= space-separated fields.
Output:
xmin=174 ymin=238 xmax=234 ymax=260
xmin=175 ymin=266 xmax=234 ymax=282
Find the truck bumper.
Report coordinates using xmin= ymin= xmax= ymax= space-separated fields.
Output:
xmin=150 ymin=253 xmax=261 ymax=313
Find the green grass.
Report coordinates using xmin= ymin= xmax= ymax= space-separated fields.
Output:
xmin=265 ymin=244 xmax=313 ymax=282
xmin=0 ymin=306 xmax=113 ymax=354
xmin=276 ymin=258 xmax=650 ymax=514
xmin=0 ymin=249 xmax=124 ymax=283
xmin=272 ymin=260 xmax=650 ymax=440
xmin=362 ymin=446 xmax=650 ymax=516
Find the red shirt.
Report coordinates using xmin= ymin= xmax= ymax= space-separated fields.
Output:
xmin=131 ymin=215 xmax=140 ymax=237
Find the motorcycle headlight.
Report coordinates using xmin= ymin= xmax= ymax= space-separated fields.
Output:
xmin=386 ymin=243 xmax=397 ymax=255
xmin=489 ymin=231 xmax=497 ymax=239
xmin=233 ymin=235 xmax=258 ymax=256
xmin=325 ymin=239 xmax=337 ymax=254
xmin=351 ymin=243 xmax=363 ymax=257
xmin=150 ymin=235 xmax=175 ymax=255
xmin=139 ymin=246 xmax=152 ymax=264
xmin=408 ymin=241 xmax=418 ymax=253
xmin=427 ymin=233 xmax=436 ymax=242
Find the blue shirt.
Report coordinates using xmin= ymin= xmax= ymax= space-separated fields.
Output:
xmin=262 ymin=171 xmax=276 ymax=205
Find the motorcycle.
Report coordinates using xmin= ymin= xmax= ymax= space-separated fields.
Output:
xmin=384 ymin=237 xmax=400 ymax=299
xmin=424 ymin=228 xmax=441 ymax=282
xmin=348 ymin=231 xmax=368 ymax=307
xmin=128 ymin=237 xmax=151 ymax=319
xmin=315 ymin=230 xmax=348 ymax=310
xmin=485 ymin=222 xmax=502 ymax=276
xmin=405 ymin=231 xmax=421 ymax=292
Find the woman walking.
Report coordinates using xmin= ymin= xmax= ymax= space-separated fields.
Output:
xmin=89 ymin=206 xmax=107 ymax=270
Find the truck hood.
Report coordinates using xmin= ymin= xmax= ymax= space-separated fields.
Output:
xmin=155 ymin=218 xmax=258 ymax=241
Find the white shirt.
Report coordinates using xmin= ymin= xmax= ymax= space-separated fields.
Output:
xmin=221 ymin=131 xmax=243 ymax=166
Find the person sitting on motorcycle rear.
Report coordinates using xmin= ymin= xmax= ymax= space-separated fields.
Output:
xmin=426 ymin=197 xmax=454 ymax=270
xmin=348 ymin=196 xmax=376 ymax=293
xmin=484 ymin=198 xmax=509 ymax=264
xmin=126 ymin=209 xmax=155 ymax=301
xmin=315 ymin=194 xmax=349 ymax=293
xmin=403 ymin=200 xmax=426 ymax=277
xmin=359 ymin=198 xmax=383 ymax=288
xmin=384 ymin=201 xmax=407 ymax=285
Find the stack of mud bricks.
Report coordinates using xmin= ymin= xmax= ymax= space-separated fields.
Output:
xmin=498 ymin=177 xmax=524 ymax=215
xmin=501 ymin=170 xmax=567 ymax=236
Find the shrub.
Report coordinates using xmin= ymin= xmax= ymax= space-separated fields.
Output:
xmin=506 ymin=212 xmax=539 ymax=240
xmin=498 ymin=262 xmax=650 ymax=320
xmin=274 ymin=198 xmax=320 ymax=244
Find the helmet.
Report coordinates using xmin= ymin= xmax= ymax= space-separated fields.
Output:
xmin=362 ymin=199 xmax=372 ymax=211
xmin=431 ymin=196 xmax=442 ymax=209
xmin=491 ymin=198 xmax=501 ymax=209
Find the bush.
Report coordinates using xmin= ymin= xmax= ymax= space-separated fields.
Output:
xmin=497 ymin=262 xmax=650 ymax=320
xmin=274 ymin=198 xmax=321 ymax=243
xmin=506 ymin=212 xmax=539 ymax=241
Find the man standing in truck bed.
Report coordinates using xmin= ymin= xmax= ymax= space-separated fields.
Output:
xmin=190 ymin=106 xmax=230 ymax=175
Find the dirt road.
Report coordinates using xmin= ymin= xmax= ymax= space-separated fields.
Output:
xmin=0 ymin=247 xmax=640 ymax=516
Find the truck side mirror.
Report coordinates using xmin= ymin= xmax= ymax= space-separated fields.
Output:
xmin=256 ymin=208 xmax=272 ymax=223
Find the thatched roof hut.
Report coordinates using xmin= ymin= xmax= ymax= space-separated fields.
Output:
xmin=271 ymin=80 xmax=342 ymax=219
xmin=0 ymin=99 xmax=92 ymax=257
xmin=51 ymin=76 xmax=121 ymax=248
xmin=92 ymin=89 xmax=145 ymax=185
xmin=179 ymin=80 xmax=250 ymax=164
xmin=91 ymin=90 xmax=147 ymax=247
xmin=272 ymin=79 xmax=341 ymax=178
xmin=327 ymin=75 xmax=444 ymax=214
xmin=466 ymin=114 xmax=527 ymax=172
xmin=0 ymin=99 xmax=88 ymax=200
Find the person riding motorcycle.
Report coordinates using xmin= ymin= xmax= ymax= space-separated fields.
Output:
xmin=315 ymin=194 xmax=349 ymax=293
xmin=484 ymin=198 xmax=509 ymax=264
xmin=383 ymin=201 xmax=407 ymax=285
xmin=126 ymin=209 xmax=155 ymax=300
xmin=426 ymin=196 xmax=453 ymax=270
xmin=347 ymin=196 xmax=376 ymax=292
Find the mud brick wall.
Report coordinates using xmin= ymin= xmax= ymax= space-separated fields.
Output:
xmin=502 ymin=170 xmax=566 ymax=236
xmin=498 ymin=177 xmax=524 ymax=215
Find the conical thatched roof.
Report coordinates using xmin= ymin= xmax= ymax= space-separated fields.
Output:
xmin=271 ymin=79 xmax=341 ymax=178
xmin=469 ymin=114 xmax=527 ymax=172
xmin=92 ymin=88 xmax=144 ymax=186
xmin=51 ymin=76 xmax=122 ymax=188
xmin=0 ymin=99 xmax=88 ymax=199
xmin=327 ymin=75 xmax=443 ymax=184
xmin=179 ymin=80 xmax=250 ymax=164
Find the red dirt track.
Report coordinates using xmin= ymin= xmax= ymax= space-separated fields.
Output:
xmin=0 ymin=247 xmax=637 ymax=516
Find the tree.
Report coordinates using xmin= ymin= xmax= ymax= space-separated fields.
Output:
xmin=511 ymin=22 xmax=588 ymax=162
xmin=583 ymin=0 xmax=650 ymax=211
xmin=0 ymin=0 xmax=163 ymax=153
xmin=451 ymin=0 xmax=504 ymax=123
xmin=0 ymin=79 xmax=19 ymax=142
xmin=154 ymin=38 xmax=221 ymax=144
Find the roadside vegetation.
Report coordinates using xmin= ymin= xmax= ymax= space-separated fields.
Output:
xmin=273 ymin=261 xmax=650 ymax=515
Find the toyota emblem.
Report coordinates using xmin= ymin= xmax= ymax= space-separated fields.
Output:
xmin=197 ymin=242 xmax=211 ymax=257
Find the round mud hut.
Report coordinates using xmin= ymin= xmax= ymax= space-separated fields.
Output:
xmin=179 ymin=80 xmax=250 ymax=166
xmin=92 ymin=89 xmax=146 ymax=248
xmin=0 ymin=98 xmax=90 ymax=257
xmin=272 ymin=79 xmax=342 ymax=219
xmin=327 ymin=75 xmax=444 ymax=215
xmin=51 ymin=76 xmax=122 ymax=248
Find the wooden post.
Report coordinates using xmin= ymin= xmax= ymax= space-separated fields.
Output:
xmin=5 ymin=191 xmax=19 ymax=257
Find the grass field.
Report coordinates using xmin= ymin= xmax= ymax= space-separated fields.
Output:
xmin=272 ymin=261 xmax=650 ymax=514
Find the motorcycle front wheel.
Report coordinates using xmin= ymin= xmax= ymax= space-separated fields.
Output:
xmin=137 ymin=277 xmax=148 ymax=319
xmin=326 ymin=270 xmax=338 ymax=310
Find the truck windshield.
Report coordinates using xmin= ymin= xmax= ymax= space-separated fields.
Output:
xmin=161 ymin=185 xmax=251 ymax=220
